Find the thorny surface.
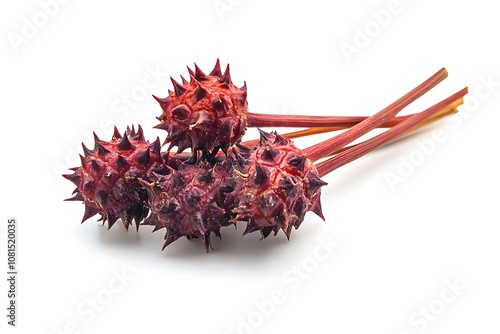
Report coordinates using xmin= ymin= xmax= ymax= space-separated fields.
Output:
xmin=64 ymin=62 xmax=468 ymax=252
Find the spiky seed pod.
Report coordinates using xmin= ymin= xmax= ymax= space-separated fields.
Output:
xmin=142 ymin=158 xmax=237 ymax=252
xmin=63 ymin=125 xmax=170 ymax=231
xmin=154 ymin=59 xmax=248 ymax=156
xmin=231 ymin=130 xmax=328 ymax=240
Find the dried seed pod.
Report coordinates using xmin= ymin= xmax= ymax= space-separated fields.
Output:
xmin=63 ymin=64 xmax=467 ymax=254
xmin=141 ymin=158 xmax=237 ymax=251
xmin=154 ymin=59 xmax=248 ymax=155
xmin=231 ymin=130 xmax=327 ymax=239
xmin=63 ymin=125 xmax=169 ymax=230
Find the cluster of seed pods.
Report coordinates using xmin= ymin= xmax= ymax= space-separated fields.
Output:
xmin=64 ymin=60 xmax=468 ymax=251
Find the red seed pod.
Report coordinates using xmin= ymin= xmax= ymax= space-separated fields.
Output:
xmin=62 ymin=62 xmax=468 ymax=255
xmin=154 ymin=59 xmax=248 ymax=155
xmin=63 ymin=125 xmax=169 ymax=231
xmin=230 ymin=130 xmax=327 ymax=239
xmin=141 ymin=158 xmax=237 ymax=251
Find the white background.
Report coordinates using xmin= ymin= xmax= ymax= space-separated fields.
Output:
xmin=1 ymin=1 xmax=499 ymax=333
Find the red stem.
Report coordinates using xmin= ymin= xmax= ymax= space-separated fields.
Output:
xmin=248 ymin=113 xmax=377 ymax=128
xmin=315 ymin=102 xmax=460 ymax=159
xmin=303 ymin=68 xmax=448 ymax=162
xmin=316 ymin=87 xmax=468 ymax=177
xmin=242 ymin=113 xmax=430 ymax=147
xmin=248 ymin=111 xmax=421 ymax=129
